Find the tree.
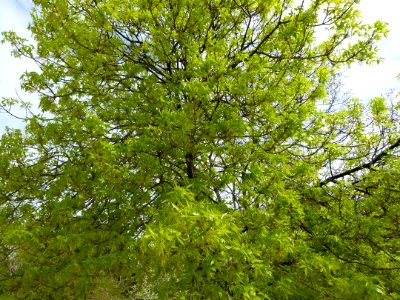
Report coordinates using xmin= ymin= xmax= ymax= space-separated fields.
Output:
xmin=1 ymin=0 xmax=399 ymax=298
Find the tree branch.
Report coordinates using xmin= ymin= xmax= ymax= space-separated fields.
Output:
xmin=319 ymin=138 xmax=400 ymax=187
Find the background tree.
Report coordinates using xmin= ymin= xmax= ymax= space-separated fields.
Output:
xmin=1 ymin=0 xmax=399 ymax=298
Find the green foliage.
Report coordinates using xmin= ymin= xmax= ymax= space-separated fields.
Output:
xmin=1 ymin=0 xmax=399 ymax=298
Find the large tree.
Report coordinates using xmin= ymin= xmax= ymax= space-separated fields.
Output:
xmin=1 ymin=0 xmax=399 ymax=298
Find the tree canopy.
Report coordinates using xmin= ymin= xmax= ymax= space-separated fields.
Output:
xmin=1 ymin=0 xmax=400 ymax=298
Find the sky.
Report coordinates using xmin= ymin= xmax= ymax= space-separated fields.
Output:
xmin=0 ymin=0 xmax=399 ymax=132
xmin=342 ymin=0 xmax=400 ymax=100
xmin=0 ymin=0 xmax=34 ymax=131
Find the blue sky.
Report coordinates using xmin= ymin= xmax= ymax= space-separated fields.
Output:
xmin=1 ymin=0 xmax=399 ymax=132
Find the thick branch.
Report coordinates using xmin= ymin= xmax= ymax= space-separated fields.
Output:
xmin=319 ymin=138 xmax=400 ymax=187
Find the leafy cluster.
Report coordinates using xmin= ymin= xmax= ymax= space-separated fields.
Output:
xmin=1 ymin=0 xmax=399 ymax=299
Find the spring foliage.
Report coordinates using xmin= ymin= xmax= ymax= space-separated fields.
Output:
xmin=1 ymin=0 xmax=400 ymax=298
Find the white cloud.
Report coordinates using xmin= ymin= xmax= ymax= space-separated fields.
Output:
xmin=0 ymin=0 xmax=37 ymax=132
xmin=342 ymin=0 xmax=400 ymax=100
